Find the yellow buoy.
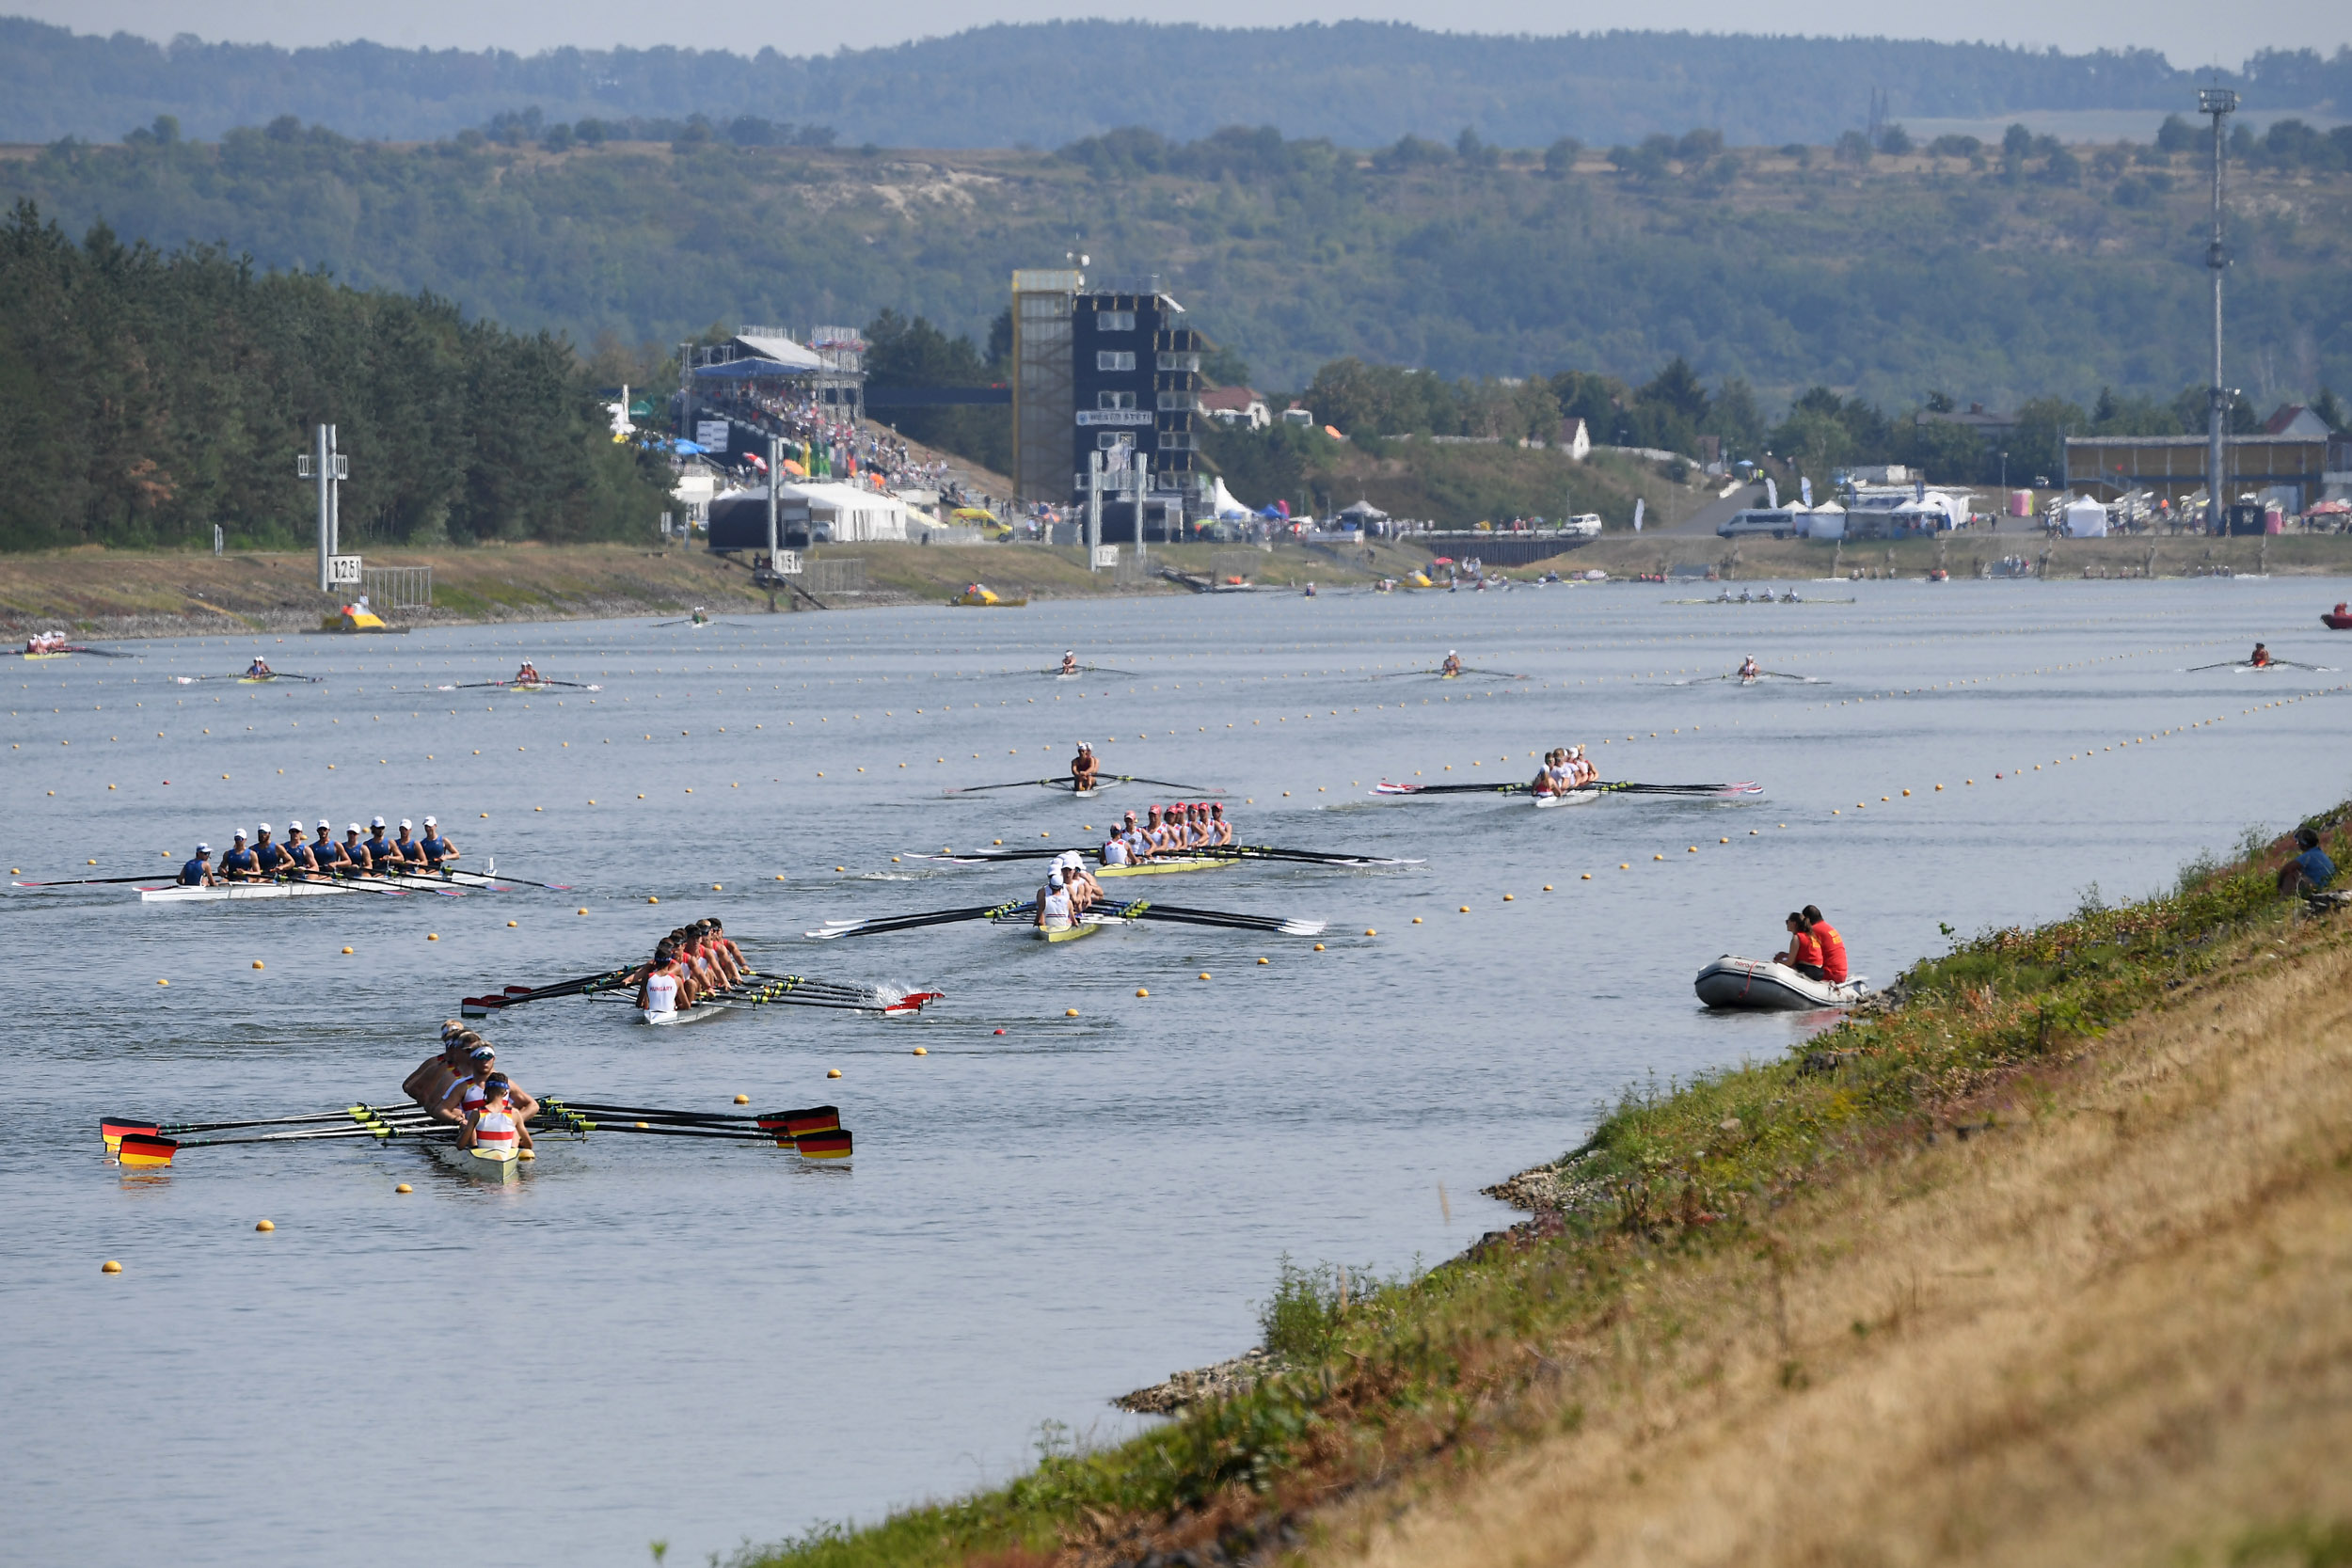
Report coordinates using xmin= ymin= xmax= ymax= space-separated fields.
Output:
xmin=827 ymin=1068 xmax=843 ymax=1078
xmin=395 ymin=1183 xmax=412 ymax=1194
xmin=425 ymin=933 xmax=438 ymax=942
xmin=1258 ymin=957 xmax=1270 ymax=964
xmin=647 ymin=895 xmax=659 ymax=904
xmin=157 ymin=978 xmax=168 ymax=986
xmin=506 ymin=921 xmax=516 ymax=928
xmin=102 ymin=1259 xmax=121 ymax=1274
xmin=712 ymin=883 xmax=723 ymax=891
xmin=1412 ymin=916 xmax=1422 ymax=924
xmin=913 ymin=1046 xmax=928 ymax=1055
xmin=578 ymin=908 xmax=589 ymax=915
xmin=1199 ymin=971 xmax=1211 ymax=980
xmin=1364 ymin=927 xmax=1377 ymax=936
xmin=518 ymin=1148 xmax=534 ymax=1161
xmin=1136 ymin=988 xmax=1150 ymax=997
xmin=1065 ymin=1007 xmax=1079 ymax=1017
xmin=255 ymin=1220 xmax=274 ymax=1232
xmin=1458 ymin=905 xmax=1470 ymax=913
xmin=735 ymin=1094 xmax=750 ymax=1104
xmin=1313 ymin=942 xmax=1326 ymax=951
xmin=251 ymin=959 xmax=264 ymax=970
xmin=1543 ymin=884 xmax=1553 ymax=892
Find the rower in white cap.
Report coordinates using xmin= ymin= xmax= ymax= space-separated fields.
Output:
xmin=1070 ymin=739 xmax=1100 ymax=794
xmin=1058 ymin=850 xmax=1103 ymax=912
xmin=1439 ymin=649 xmax=1463 ymax=677
xmin=362 ymin=816 xmax=396 ymax=868
xmin=282 ymin=819 xmax=320 ymax=875
xmin=310 ymin=818 xmax=350 ymax=877
xmin=252 ymin=822 xmax=292 ymax=877
xmin=1035 ymin=866 xmax=1074 ymax=933
xmin=177 ymin=842 xmax=216 ymax=887
xmin=389 ymin=818 xmax=427 ymax=867
xmin=417 ymin=815 xmax=458 ymax=869
xmin=340 ymin=821 xmax=374 ymax=876
xmin=218 ymin=828 xmax=260 ymax=882
xmin=1059 ymin=649 xmax=1079 ymax=675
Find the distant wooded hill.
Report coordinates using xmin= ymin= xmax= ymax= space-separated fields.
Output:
xmin=8 ymin=123 xmax=2348 ymax=407
xmin=2 ymin=15 xmax=2345 ymax=150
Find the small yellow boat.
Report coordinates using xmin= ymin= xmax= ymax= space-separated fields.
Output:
xmin=951 ymin=583 xmax=1029 ymax=608
xmin=1094 ymin=856 xmax=1235 ymax=879
xmin=320 ymin=603 xmax=393 ymax=633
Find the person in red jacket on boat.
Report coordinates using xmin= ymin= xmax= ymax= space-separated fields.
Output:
xmin=1802 ymin=905 xmax=1850 ymax=984
xmin=1773 ymin=912 xmax=1823 ymax=977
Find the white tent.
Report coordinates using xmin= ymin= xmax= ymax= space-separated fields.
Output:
xmin=1802 ymin=500 xmax=1846 ymax=540
xmin=2063 ymin=496 xmax=2110 ymax=538
xmin=1209 ymin=476 xmax=1253 ymax=519
xmin=779 ymin=481 xmax=910 ymax=542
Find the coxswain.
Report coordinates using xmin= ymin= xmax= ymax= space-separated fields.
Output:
xmin=514 ymin=660 xmax=541 ymax=686
xmin=217 ymin=829 xmax=261 ymax=882
xmin=1071 ymin=740 xmax=1100 ymax=793
xmin=362 ymin=816 xmax=396 ymax=868
xmin=2249 ymin=642 xmax=2273 ymax=669
xmin=309 ymin=818 xmax=347 ymax=876
xmin=416 ymin=815 xmax=457 ymax=868
xmin=462 ymin=1074 xmax=533 ymax=1155
xmin=1059 ymin=649 xmax=1079 ymax=675
xmin=1773 ymin=912 xmax=1823 ymax=978
xmin=1801 ymin=905 xmax=1850 ymax=984
xmin=390 ymin=819 xmax=429 ymax=867
xmin=1739 ymin=656 xmax=1761 ymax=682
xmin=1035 ymin=867 xmax=1075 ymax=932
xmin=1439 ymin=650 xmax=1463 ymax=677
xmin=245 ymin=656 xmax=273 ymax=680
xmin=178 ymin=842 xmax=216 ymax=886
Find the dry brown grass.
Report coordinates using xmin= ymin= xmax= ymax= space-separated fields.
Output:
xmin=1320 ymin=926 xmax=2352 ymax=1568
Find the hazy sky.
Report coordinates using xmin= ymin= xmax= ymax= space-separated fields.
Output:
xmin=17 ymin=0 xmax=2345 ymax=68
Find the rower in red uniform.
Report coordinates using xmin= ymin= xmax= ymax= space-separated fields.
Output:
xmin=2249 ymin=642 xmax=2273 ymax=669
xmin=1802 ymin=905 xmax=1849 ymax=984
xmin=463 ymin=1074 xmax=532 ymax=1154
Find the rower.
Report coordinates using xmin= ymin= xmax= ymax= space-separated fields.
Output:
xmin=308 ymin=818 xmax=345 ymax=876
xmin=2249 ymin=642 xmax=2273 ymax=668
xmin=390 ymin=818 xmax=428 ymax=867
xmin=439 ymin=1041 xmax=537 ymax=1124
xmin=1059 ymin=851 xmax=1103 ymax=912
xmin=1059 ymin=649 xmax=1079 ymax=675
xmin=362 ymin=816 xmax=396 ymax=869
xmin=1207 ymin=801 xmax=1233 ymax=847
xmin=702 ymin=916 xmax=747 ymax=977
xmin=1035 ymin=868 xmax=1075 ymax=932
xmin=416 ymin=815 xmax=458 ymax=868
xmin=177 ymin=842 xmax=216 ymax=887
xmin=246 ymin=656 xmax=273 ymax=679
xmin=1739 ymin=656 xmax=1760 ymax=682
xmin=405 ymin=1027 xmax=476 ymax=1117
xmin=515 ymin=660 xmax=541 ymax=686
xmin=689 ymin=919 xmax=743 ymax=988
xmin=1773 ymin=912 xmax=1824 ymax=979
xmin=462 ymin=1073 xmax=533 ymax=1154
xmin=638 ymin=942 xmax=694 ymax=1011
xmin=1801 ymin=905 xmax=1850 ymax=984
xmin=1102 ymin=812 xmax=1138 ymax=866
xmin=217 ymin=829 xmax=260 ymax=882
xmin=253 ymin=823 xmax=294 ymax=878
xmin=1439 ymin=650 xmax=1463 ymax=677
xmin=1531 ymin=749 xmax=1562 ymax=797
xmin=1135 ymin=803 xmax=1168 ymax=859
xmin=282 ymin=821 xmax=319 ymax=874
xmin=1071 ymin=740 xmax=1100 ymax=793
xmin=340 ymin=823 xmax=374 ymax=877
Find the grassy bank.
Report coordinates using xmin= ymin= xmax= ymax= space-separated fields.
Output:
xmin=729 ymin=804 xmax=2352 ymax=1568
xmin=1577 ymin=530 xmax=2352 ymax=581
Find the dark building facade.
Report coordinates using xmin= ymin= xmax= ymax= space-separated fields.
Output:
xmin=1070 ymin=290 xmax=1204 ymax=541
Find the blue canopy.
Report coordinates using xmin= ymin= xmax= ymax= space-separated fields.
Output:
xmin=666 ymin=438 xmax=709 ymax=454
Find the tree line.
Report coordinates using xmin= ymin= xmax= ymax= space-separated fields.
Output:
xmin=0 ymin=201 xmax=673 ymax=554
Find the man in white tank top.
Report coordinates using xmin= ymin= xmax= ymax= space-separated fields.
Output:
xmin=1036 ymin=869 xmax=1073 ymax=930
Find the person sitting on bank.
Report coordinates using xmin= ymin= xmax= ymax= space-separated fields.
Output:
xmin=2279 ymin=825 xmax=2337 ymax=895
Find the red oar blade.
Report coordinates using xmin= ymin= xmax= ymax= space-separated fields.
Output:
xmin=103 ymin=1118 xmax=159 ymax=1152
xmin=883 ymin=991 xmax=945 ymax=1014
xmin=793 ymin=1130 xmax=852 ymax=1161
xmin=116 ymin=1132 xmax=179 ymax=1167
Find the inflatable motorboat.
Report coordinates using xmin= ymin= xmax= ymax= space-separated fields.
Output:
xmin=1693 ymin=954 xmax=1868 ymax=1011
xmin=2323 ymin=603 xmax=2352 ymax=631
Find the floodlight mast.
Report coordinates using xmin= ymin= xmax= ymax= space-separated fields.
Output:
xmin=2201 ymin=87 xmax=2237 ymax=532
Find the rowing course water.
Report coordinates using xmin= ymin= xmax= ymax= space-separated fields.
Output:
xmin=4 ymin=578 xmax=2346 ymax=1567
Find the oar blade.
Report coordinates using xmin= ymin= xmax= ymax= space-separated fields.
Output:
xmin=793 ymin=1129 xmax=853 ymax=1160
xmin=102 ymin=1118 xmax=159 ymax=1152
xmin=115 ymin=1132 xmax=179 ymax=1167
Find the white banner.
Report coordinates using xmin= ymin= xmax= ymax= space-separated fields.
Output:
xmin=1075 ymin=410 xmax=1154 ymax=426
xmin=695 ymin=420 xmax=731 ymax=451
xmin=1631 ymin=499 xmax=1645 ymax=532
xmin=326 ymin=555 xmax=362 ymax=585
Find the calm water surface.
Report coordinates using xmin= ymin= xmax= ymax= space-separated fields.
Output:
xmin=4 ymin=578 xmax=2344 ymax=1565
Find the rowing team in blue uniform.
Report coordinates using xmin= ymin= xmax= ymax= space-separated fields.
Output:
xmin=177 ymin=815 xmax=462 ymax=886
xmin=1099 ymin=801 xmax=1234 ymax=866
